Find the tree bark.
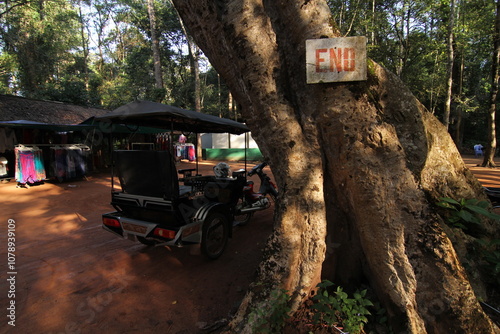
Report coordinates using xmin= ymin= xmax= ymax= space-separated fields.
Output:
xmin=483 ymin=0 xmax=500 ymax=168
xmin=443 ymin=0 xmax=455 ymax=130
xmin=147 ymin=0 xmax=164 ymax=101
xmin=176 ymin=9 xmax=202 ymax=158
xmin=77 ymin=0 xmax=90 ymax=103
xmin=172 ymin=1 xmax=499 ymax=333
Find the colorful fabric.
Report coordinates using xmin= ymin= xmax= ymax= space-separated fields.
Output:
xmin=15 ymin=147 xmax=46 ymax=183
xmin=175 ymin=143 xmax=196 ymax=161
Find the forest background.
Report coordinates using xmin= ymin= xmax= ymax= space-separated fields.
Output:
xmin=0 ymin=0 xmax=496 ymax=152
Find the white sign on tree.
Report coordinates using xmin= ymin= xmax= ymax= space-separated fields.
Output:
xmin=306 ymin=36 xmax=367 ymax=83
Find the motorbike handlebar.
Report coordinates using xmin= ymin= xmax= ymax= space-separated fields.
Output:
xmin=248 ymin=162 xmax=268 ymax=176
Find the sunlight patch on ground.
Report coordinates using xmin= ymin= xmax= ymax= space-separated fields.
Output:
xmin=45 ymin=213 xmax=87 ymax=234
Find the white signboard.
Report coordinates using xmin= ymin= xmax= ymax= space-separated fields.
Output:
xmin=306 ymin=36 xmax=367 ymax=83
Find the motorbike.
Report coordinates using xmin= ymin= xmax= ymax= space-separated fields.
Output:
xmin=230 ymin=162 xmax=278 ymax=225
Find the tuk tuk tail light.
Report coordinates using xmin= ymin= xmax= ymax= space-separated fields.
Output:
xmin=154 ymin=228 xmax=176 ymax=239
xmin=103 ymin=217 xmax=121 ymax=228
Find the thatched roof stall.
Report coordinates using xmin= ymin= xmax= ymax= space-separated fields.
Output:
xmin=0 ymin=96 xmax=176 ymax=184
xmin=0 ymin=94 xmax=109 ymax=124
xmin=0 ymin=95 xmax=111 ymax=183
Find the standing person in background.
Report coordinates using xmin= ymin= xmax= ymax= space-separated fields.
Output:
xmin=474 ymin=144 xmax=484 ymax=157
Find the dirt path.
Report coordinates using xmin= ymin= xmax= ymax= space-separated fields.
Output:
xmin=0 ymin=156 xmax=499 ymax=334
xmin=462 ymin=154 xmax=500 ymax=187
xmin=0 ymin=160 xmax=273 ymax=334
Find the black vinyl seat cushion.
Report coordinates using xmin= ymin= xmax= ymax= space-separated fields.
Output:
xmin=114 ymin=150 xmax=180 ymax=198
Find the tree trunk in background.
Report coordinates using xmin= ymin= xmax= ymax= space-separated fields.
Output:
xmin=192 ymin=45 xmax=202 ymax=160
xmin=228 ymin=92 xmax=235 ymax=120
xmin=172 ymin=1 xmax=499 ymax=333
xmin=147 ymin=0 xmax=164 ymax=101
xmin=483 ymin=0 xmax=500 ymax=167
xmin=77 ymin=0 xmax=89 ymax=103
xmin=177 ymin=10 xmax=202 ymax=159
xmin=443 ymin=0 xmax=455 ymax=130
xmin=453 ymin=53 xmax=465 ymax=150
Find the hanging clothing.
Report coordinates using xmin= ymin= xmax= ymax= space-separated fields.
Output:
xmin=155 ymin=133 xmax=170 ymax=151
xmin=50 ymin=145 xmax=89 ymax=180
xmin=15 ymin=146 xmax=46 ymax=184
xmin=174 ymin=143 xmax=196 ymax=161
xmin=188 ymin=145 xmax=196 ymax=161
xmin=0 ymin=156 xmax=8 ymax=177
xmin=0 ymin=128 xmax=18 ymax=153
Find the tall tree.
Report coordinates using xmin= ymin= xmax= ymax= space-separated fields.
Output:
xmin=77 ymin=0 xmax=90 ymax=102
xmin=2 ymin=0 xmax=82 ymax=98
xmin=87 ymin=0 xmax=115 ymax=74
xmin=171 ymin=0 xmax=499 ymax=333
xmin=146 ymin=0 xmax=164 ymax=101
xmin=443 ymin=0 xmax=456 ymax=130
xmin=483 ymin=0 xmax=500 ymax=167
xmin=176 ymin=7 xmax=203 ymax=157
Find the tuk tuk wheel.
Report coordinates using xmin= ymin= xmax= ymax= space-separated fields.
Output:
xmin=201 ymin=212 xmax=229 ymax=259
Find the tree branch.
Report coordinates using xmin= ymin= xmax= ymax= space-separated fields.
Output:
xmin=0 ymin=0 xmax=33 ymax=18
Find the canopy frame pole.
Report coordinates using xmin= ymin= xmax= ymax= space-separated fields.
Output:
xmin=170 ymin=117 xmax=174 ymax=156
xmin=196 ymin=133 xmax=199 ymax=175
xmin=245 ymin=132 xmax=248 ymax=178
xmin=110 ymin=132 xmax=114 ymax=192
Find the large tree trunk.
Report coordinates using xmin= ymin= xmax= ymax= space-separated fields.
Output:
xmin=172 ymin=1 xmax=499 ymax=333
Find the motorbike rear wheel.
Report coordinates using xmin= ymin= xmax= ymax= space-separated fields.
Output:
xmin=201 ymin=212 xmax=229 ymax=259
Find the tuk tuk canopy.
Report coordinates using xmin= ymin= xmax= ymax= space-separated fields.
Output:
xmin=95 ymin=100 xmax=250 ymax=135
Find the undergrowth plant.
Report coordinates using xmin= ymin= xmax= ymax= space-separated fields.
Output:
xmin=437 ymin=197 xmax=500 ymax=292
xmin=436 ymin=197 xmax=500 ymax=230
xmin=476 ymin=238 xmax=500 ymax=283
xmin=311 ymin=280 xmax=373 ymax=334
xmin=249 ymin=287 xmax=291 ymax=334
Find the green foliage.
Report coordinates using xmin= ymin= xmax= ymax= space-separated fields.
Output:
xmin=0 ymin=0 xmax=496 ymax=143
xmin=2 ymin=0 xmax=82 ymax=97
xmin=311 ymin=280 xmax=373 ymax=334
xmin=436 ymin=197 xmax=500 ymax=230
xmin=248 ymin=287 xmax=291 ymax=334
xmin=438 ymin=197 xmax=500 ymax=286
xmin=0 ymin=52 xmax=17 ymax=94
xmin=476 ymin=238 xmax=500 ymax=283
xmin=370 ymin=301 xmax=392 ymax=332
xmin=326 ymin=0 xmax=495 ymax=143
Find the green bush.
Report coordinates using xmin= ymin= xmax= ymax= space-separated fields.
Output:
xmin=311 ymin=280 xmax=373 ymax=334
xmin=436 ymin=197 xmax=500 ymax=230
xmin=249 ymin=287 xmax=291 ymax=334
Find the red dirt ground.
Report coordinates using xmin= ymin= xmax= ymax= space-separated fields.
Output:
xmin=0 ymin=155 xmax=498 ymax=334
xmin=0 ymin=160 xmax=273 ymax=334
